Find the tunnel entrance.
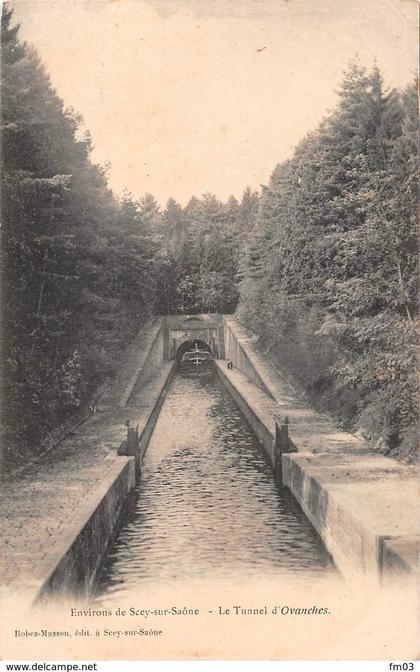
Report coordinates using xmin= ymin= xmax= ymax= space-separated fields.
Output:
xmin=165 ymin=314 xmax=224 ymax=360
xmin=176 ymin=339 xmax=212 ymax=364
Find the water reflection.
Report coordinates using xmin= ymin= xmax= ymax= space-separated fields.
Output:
xmin=98 ymin=374 xmax=334 ymax=601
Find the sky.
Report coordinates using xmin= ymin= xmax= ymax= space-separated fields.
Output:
xmin=11 ymin=0 xmax=418 ymax=206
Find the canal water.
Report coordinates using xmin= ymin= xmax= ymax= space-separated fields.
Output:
xmin=97 ymin=374 xmax=334 ymax=602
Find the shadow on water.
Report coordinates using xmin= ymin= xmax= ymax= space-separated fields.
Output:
xmin=95 ymin=373 xmax=335 ymax=601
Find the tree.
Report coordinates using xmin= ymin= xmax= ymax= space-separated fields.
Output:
xmin=0 ymin=5 xmax=163 ymax=469
xmin=237 ymin=63 xmax=418 ymax=459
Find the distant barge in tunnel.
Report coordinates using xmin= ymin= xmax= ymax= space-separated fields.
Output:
xmin=178 ymin=342 xmax=214 ymax=377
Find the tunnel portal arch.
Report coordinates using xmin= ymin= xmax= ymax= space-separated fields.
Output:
xmin=165 ymin=314 xmax=225 ymax=360
xmin=175 ymin=339 xmax=212 ymax=364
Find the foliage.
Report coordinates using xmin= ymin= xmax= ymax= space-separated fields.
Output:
xmin=156 ymin=190 xmax=252 ymax=314
xmin=237 ymin=63 xmax=418 ymax=460
xmin=2 ymin=8 xmax=416 ymax=467
xmin=0 ymin=6 xmax=162 ymax=469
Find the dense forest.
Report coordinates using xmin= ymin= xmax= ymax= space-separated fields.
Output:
xmin=0 ymin=6 xmax=255 ymax=470
xmin=1 ymin=4 xmax=417 ymax=470
xmin=238 ymin=65 xmax=418 ymax=461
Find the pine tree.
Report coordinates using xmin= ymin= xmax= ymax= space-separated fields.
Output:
xmin=0 ymin=5 xmax=163 ymax=468
xmin=237 ymin=62 xmax=418 ymax=458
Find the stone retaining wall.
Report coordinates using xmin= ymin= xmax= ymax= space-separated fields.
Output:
xmin=214 ymin=341 xmax=418 ymax=587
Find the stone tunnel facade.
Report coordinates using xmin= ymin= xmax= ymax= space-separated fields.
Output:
xmin=164 ymin=314 xmax=226 ymax=360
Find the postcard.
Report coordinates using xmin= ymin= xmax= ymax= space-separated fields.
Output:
xmin=0 ymin=0 xmax=418 ymax=663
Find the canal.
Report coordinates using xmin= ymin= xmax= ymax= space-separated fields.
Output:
xmin=97 ymin=373 xmax=334 ymax=602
